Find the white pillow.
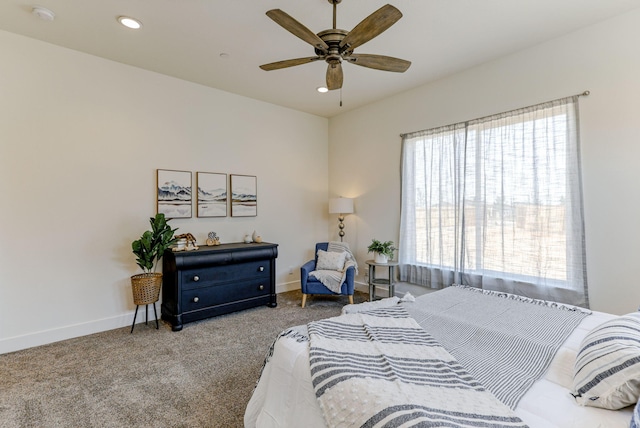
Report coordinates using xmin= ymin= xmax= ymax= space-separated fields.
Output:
xmin=571 ymin=312 xmax=640 ymax=409
xmin=315 ymin=249 xmax=347 ymax=271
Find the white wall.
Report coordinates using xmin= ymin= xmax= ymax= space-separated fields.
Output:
xmin=4 ymin=8 xmax=640 ymax=354
xmin=0 ymin=30 xmax=329 ymax=353
xmin=329 ymin=9 xmax=640 ymax=315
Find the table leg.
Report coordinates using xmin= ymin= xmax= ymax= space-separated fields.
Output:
xmin=368 ymin=264 xmax=375 ymax=301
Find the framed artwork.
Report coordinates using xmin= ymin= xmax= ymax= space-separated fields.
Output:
xmin=157 ymin=169 xmax=192 ymax=218
xmin=197 ymin=172 xmax=227 ymax=217
xmin=230 ymin=174 xmax=257 ymax=217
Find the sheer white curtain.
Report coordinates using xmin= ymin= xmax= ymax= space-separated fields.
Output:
xmin=399 ymin=96 xmax=589 ymax=307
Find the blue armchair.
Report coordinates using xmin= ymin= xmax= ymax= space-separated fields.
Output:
xmin=300 ymin=242 xmax=355 ymax=308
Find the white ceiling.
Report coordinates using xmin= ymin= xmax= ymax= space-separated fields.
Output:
xmin=2 ymin=0 xmax=640 ymax=118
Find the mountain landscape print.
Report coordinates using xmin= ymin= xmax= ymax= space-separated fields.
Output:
xmin=197 ymin=172 xmax=227 ymax=217
xmin=230 ymin=174 xmax=257 ymax=217
xmin=157 ymin=169 xmax=192 ymax=218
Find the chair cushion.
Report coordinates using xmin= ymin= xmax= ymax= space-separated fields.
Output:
xmin=316 ymin=249 xmax=347 ymax=271
xmin=571 ymin=312 xmax=640 ymax=410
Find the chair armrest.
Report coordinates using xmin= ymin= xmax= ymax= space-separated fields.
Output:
xmin=345 ymin=264 xmax=355 ymax=282
xmin=344 ymin=265 xmax=356 ymax=294
xmin=300 ymin=260 xmax=315 ymax=287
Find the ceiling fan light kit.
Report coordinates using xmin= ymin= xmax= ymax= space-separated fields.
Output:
xmin=260 ymin=0 xmax=411 ymax=91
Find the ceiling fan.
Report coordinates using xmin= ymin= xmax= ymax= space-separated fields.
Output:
xmin=259 ymin=0 xmax=411 ymax=91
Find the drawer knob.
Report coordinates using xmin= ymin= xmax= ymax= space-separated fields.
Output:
xmin=193 ymin=297 xmax=199 ymax=303
xmin=259 ymin=266 xmax=264 ymax=272
xmin=259 ymin=285 xmax=264 ymax=291
xmin=193 ymin=275 xmax=200 ymax=282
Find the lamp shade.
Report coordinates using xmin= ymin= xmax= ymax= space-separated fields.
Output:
xmin=329 ymin=197 xmax=354 ymax=214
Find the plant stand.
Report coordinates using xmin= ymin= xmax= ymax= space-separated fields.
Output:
xmin=130 ymin=273 xmax=162 ymax=333
xmin=365 ymin=259 xmax=398 ymax=301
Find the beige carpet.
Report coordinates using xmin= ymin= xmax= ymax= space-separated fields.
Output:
xmin=0 ymin=290 xmax=367 ymax=428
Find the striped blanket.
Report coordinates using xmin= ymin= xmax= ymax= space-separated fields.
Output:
xmin=404 ymin=285 xmax=591 ymax=408
xmin=308 ymin=306 xmax=527 ymax=428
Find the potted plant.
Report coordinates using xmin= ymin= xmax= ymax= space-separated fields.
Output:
xmin=367 ymin=239 xmax=396 ymax=264
xmin=130 ymin=213 xmax=178 ymax=308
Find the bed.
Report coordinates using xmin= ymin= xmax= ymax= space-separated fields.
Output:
xmin=245 ymin=285 xmax=638 ymax=427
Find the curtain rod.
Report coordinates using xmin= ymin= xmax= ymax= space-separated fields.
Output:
xmin=399 ymin=90 xmax=590 ymax=138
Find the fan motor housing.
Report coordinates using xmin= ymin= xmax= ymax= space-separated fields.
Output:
xmin=315 ymin=29 xmax=348 ymax=57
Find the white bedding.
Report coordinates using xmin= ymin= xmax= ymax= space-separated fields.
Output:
xmin=245 ymin=309 xmax=634 ymax=428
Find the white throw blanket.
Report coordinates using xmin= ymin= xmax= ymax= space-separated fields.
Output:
xmin=308 ymin=305 xmax=527 ymax=428
xmin=309 ymin=241 xmax=358 ymax=294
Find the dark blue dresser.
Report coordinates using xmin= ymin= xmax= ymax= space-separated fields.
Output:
xmin=161 ymin=242 xmax=278 ymax=331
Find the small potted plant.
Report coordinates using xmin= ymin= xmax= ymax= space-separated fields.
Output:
xmin=130 ymin=213 xmax=178 ymax=308
xmin=367 ymin=239 xmax=396 ymax=264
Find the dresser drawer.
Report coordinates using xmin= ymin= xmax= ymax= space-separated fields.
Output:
xmin=181 ymin=278 xmax=270 ymax=312
xmin=181 ymin=261 xmax=270 ymax=290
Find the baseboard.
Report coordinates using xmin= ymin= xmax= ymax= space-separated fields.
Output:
xmin=354 ymin=280 xmax=369 ymax=293
xmin=278 ymin=280 xmax=371 ymax=295
xmin=276 ymin=280 xmax=300 ymax=294
xmin=1 ymin=280 xmax=382 ymax=355
xmin=1 ymin=282 xmax=308 ymax=355
xmin=0 ymin=310 xmax=143 ymax=355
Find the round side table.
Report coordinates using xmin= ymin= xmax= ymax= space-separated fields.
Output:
xmin=365 ymin=259 xmax=398 ymax=301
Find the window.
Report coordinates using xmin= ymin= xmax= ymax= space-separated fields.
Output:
xmin=399 ymin=96 xmax=588 ymax=307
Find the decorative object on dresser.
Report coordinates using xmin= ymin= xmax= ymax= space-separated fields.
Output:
xmin=206 ymin=231 xmax=220 ymax=246
xmin=161 ymin=242 xmax=278 ymax=331
xmin=174 ymin=233 xmax=198 ymax=251
xmin=196 ymin=172 xmax=227 ymax=217
xmin=366 ymin=238 xmax=396 ymax=263
xmin=130 ymin=213 xmax=178 ymax=333
xmin=157 ymin=169 xmax=192 ymax=218
xmin=328 ymin=197 xmax=354 ymax=242
xmin=230 ymin=174 xmax=257 ymax=217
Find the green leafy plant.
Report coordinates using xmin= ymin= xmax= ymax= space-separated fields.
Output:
xmin=131 ymin=213 xmax=178 ymax=273
xmin=367 ymin=239 xmax=396 ymax=259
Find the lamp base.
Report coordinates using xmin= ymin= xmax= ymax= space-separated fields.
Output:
xmin=337 ymin=214 xmax=346 ymax=242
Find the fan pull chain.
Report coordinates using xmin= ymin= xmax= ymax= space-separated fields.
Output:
xmin=340 ymin=88 xmax=342 ymax=107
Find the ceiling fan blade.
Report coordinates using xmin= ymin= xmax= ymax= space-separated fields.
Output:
xmin=260 ymin=57 xmax=322 ymax=71
xmin=266 ymin=9 xmax=329 ymax=52
xmin=345 ymin=54 xmax=411 ymax=72
xmin=326 ymin=63 xmax=343 ymax=90
xmin=339 ymin=4 xmax=402 ymax=51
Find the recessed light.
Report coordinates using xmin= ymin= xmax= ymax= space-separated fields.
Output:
xmin=317 ymin=86 xmax=329 ymax=93
xmin=118 ymin=16 xmax=142 ymax=29
xmin=32 ymin=6 xmax=55 ymax=21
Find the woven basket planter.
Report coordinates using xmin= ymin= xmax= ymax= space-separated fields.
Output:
xmin=131 ymin=272 xmax=162 ymax=305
